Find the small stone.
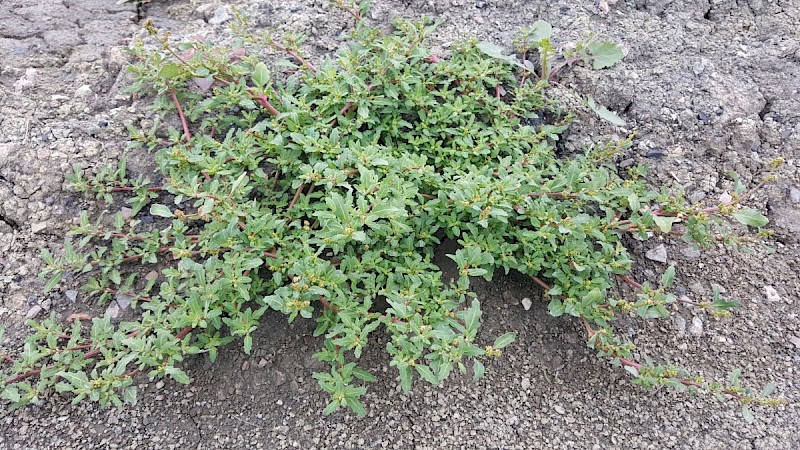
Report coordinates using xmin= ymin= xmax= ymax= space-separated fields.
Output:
xmin=688 ymin=191 xmax=706 ymax=203
xmin=692 ymin=61 xmax=705 ymax=75
xmin=474 ymin=16 xmax=485 ymax=24
xmin=155 ymin=381 xmax=165 ymax=389
xmin=764 ymin=286 xmax=781 ymax=302
xmin=719 ymin=191 xmax=733 ymax=205
xmin=13 ymin=68 xmax=37 ymax=91
xmin=208 ymin=5 xmax=232 ymax=25
xmin=645 ymin=244 xmax=668 ymax=263
xmin=26 ymin=304 xmax=43 ymax=319
xmin=618 ymin=158 xmax=635 ymax=168
xmin=697 ymin=112 xmax=711 ymax=125
xmin=31 ymin=222 xmax=48 ymax=233
xmin=553 ymin=405 xmax=566 ymax=415
xmin=41 ymin=299 xmax=52 ymax=310
xmin=121 ymin=207 xmax=133 ymax=219
xmin=144 ymin=271 xmax=159 ymax=281
xmin=521 ymin=297 xmax=532 ymax=311
xmin=673 ymin=316 xmax=686 ymax=338
xmin=65 ymin=290 xmax=78 ymax=302
xmin=520 ymin=377 xmax=531 ymax=390
xmin=276 ymin=399 xmax=283 ymax=406
xmin=74 ymin=85 xmax=93 ymax=99
xmin=681 ymin=246 xmax=701 ymax=259
xmin=646 ymin=148 xmax=667 ymax=158
xmin=242 ymin=360 xmax=250 ymax=371
xmin=475 ymin=0 xmax=487 ymax=8
xmin=5 ymin=293 xmax=27 ymax=310
xmin=689 ymin=316 xmax=703 ymax=336
xmin=789 ymin=187 xmax=800 ymax=204
xmin=258 ymin=358 xmax=269 ymax=368
xmin=155 ymin=395 xmax=165 ymax=401
xmin=789 ymin=336 xmax=800 ymax=349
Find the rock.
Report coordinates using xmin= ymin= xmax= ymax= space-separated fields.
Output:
xmin=121 ymin=207 xmax=133 ymax=219
xmin=553 ymin=405 xmax=566 ymax=415
xmin=13 ymin=68 xmax=37 ymax=91
xmin=241 ymin=360 xmax=250 ymax=371
xmin=764 ymin=286 xmax=781 ymax=302
xmin=697 ymin=112 xmax=711 ymax=125
xmin=681 ymin=246 xmax=701 ymax=259
xmin=646 ymin=148 xmax=667 ymax=158
xmin=689 ymin=316 xmax=703 ymax=336
xmin=789 ymin=336 xmax=800 ymax=349
xmin=26 ymin=304 xmax=43 ymax=319
xmin=790 ymin=187 xmax=800 ymax=204
xmin=520 ymin=377 xmax=531 ymax=390
xmin=31 ymin=222 xmax=48 ymax=233
xmin=74 ymin=84 xmax=92 ymax=99
xmin=645 ymin=244 xmax=668 ymax=263
xmin=41 ymin=299 xmax=52 ymax=310
xmin=5 ymin=293 xmax=27 ymax=310
xmin=521 ymin=297 xmax=532 ymax=311
xmin=673 ymin=316 xmax=686 ymax=338
xmin=155 ymin=380 xmax=165 ymax=389
xmin=208 ymin=5 xmax=232 ymax=25
xmin=65 ymin=290 xmax=78 ymax=302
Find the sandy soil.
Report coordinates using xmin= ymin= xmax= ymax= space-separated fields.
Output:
xmin=1 ymin=0 xmax=799 ymax=448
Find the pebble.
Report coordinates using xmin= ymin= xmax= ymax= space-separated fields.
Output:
xmin=689 ymin=317 xmax=703 ymax=336
xmin=155 ymin=381 xmax=165 ymax=389
xmin=645 ymin=244 xmax=668 ymax=263
xmin=790 ymin=187 xmax=800 ymax=204
xmin=208 ymin=5 xmax=232 ymax=25
xmin=521 ymin=297 xmax=532 ymax=311
xmin=65 ymin=290 xmax=78 ymax=302
xmin=26 ymin=304 xmax=43 ymax=319
xmin=74 ymin=85 xmax=92 ymax=99
xmin=681 ymin=246 xmax=701 ymax=259
xmin=553 ymin=405 xmax=566 ymax=415
xmin=13 ymin=68 xmax=37 ymax=91
xmin=646 ymin=148 xmax=667 ymax=159
xmin=764 ymin=286 xmax=781 ymax=302
xmin=242 ymin=360 xmax=250 ymax=371
xmin=789 ymin=336 xmax=800 ymax=349
xmin=697 ymin=112 xmax=711 ymax=125
xmin=474 ymin=16 xmax=485 ymax=24
xmin=31 ymin=222 xmax=48 ymax=233
xmin=673 ymin=316 xmax=686 ymax=338
xmin=5 ymin=293 xmax=27 ymax=310
xmin=520 ymin=377 xmax=531 ymax=390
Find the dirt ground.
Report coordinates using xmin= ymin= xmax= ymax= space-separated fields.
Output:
xmin=1 ymin=0 xmax=799 ymax=449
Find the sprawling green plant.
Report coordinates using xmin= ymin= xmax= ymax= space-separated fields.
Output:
xmin=1 ymin=3 xmax=782 ymax=418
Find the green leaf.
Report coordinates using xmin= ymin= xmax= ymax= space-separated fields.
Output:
xmin=345 ymin=396 xmax=367 ymax=417
xmin=472 ymin=360 xmax=485 ymax=381
xmin=165 ymin=367 xmax=191 ymax=384
xmin=661 ymin=265 xmax=676 ymax=288
xmin=587 ymin=97 xmax=626 ymax=126
xmin=149 ymin=204 xmax=174 ymax=218
xmin=587 ymin=42 xmax=624 ymax=69
xmin=416 ymin=365 xmax=439 ymax=385
xmin=653 ymin=216 xmax=676 ymax=234
xmin=742 ymin=405 xmax=755 ymax=423
xmin=527 ymin=20 xmax=552 ymax=42
xmin=252 ymin=62 xmax=270 ymax=87
xmin=548 ymin=298 xmax=565 ymax=317
xmin=733 ymin=208 xmax=768 ymax=228
xmin=761 ymin=382 xmax=776 ymax=397
xmin=352 ymin=367 xmax=376 ymax=383
xmin=123 ymin=386 xmax=138 ymax=405
xmin=159 ymin=63 xmax=181 ymax=79
xmin=493 ymin=332 xmax=516 ymax=349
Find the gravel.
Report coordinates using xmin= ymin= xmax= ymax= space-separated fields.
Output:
xmin=1 ymin=0 xmax=798 ymax=449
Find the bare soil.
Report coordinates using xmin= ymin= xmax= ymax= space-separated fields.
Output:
xmin=1 ymin=1 xmax=799 ymax=449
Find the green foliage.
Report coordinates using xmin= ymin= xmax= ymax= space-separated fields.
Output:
xmin=0 ymin=11 xmax=782 ymax=418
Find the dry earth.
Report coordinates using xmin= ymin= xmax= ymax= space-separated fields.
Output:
xmin=1 ymin=0 xmax=799 ymax=449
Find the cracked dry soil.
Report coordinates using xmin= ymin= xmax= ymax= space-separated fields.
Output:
xmin=1 ymin=0 xmax=799 ymax=449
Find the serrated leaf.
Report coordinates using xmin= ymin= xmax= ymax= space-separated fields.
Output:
xmin=493 ymin=332 xmax=516 ymax=349
xmin=733 ymin=208 xmax=768 ymax=227
xmin=587 ymin=97 xmax=626 ymax=126
xmin=588 ymin=42 xmax=624 ymax=69
xmin=149 ymin=204 xmax=174 ymax=218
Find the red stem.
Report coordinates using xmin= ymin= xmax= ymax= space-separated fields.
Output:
xmin=288 ymin=183 xmax=306 ymax=210
xmin=170 ymin=90 xmax=192 ymax=142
